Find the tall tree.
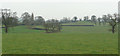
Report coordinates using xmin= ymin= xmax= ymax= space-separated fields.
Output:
xmin=91 ymin=15 xmax=97 ymax=25
xmin=84 ymin=16 xmax=89 ymax=21
xmin=102 ymin=15 xmax=107 ymax=25
xmin=30 ymin=13 xmax=34 ymax=25
xmin=73 ymin=16 xmax=77 ymax=22
xmin=34 ymin=16 xmax=45 ymax=25
xmin=21 ymin=12 xmax=31 ymax=25
xmin=98 ymin=17 xmax=102 ymax=25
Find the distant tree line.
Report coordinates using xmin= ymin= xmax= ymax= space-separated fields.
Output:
xmin=0 ymin=9 xmax=119 ymax=33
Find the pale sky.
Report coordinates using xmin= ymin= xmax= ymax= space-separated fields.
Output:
xmin=0 ymin=0 xmax=119 ymax=3
xmin=0 ymin=0 xmax=119 ymax=20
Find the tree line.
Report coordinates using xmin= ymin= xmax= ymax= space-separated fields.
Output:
xmin=0 ymin=9 xmax=119 ymax=33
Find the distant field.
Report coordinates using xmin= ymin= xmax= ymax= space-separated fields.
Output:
xmin=62 ymin=21 xmax=94 ymax=25
xmin=2 ymin=22 xmax=118 ymax=54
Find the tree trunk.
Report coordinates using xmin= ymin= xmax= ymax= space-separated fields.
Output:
xmin=112 ymin=26 xmax=115 ymax=34
xmin=5 ymin=26 xmax=8 ymax=33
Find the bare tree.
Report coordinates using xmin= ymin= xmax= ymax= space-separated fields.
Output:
xmin=44 ymin=19 xmax=62 ymax=33
xmin=0 ymin=9 xmax=18 ymax=33
xmin=107 ymin=14 xmax=112 ymax=22
xmin=109 ymin=13 xmax=117 ymax=33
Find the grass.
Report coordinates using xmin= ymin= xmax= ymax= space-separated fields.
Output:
xmin=2 ymin=22 xmax=118 ymax=54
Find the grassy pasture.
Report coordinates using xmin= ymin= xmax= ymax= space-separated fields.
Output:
xmin=2 ymin=22 xmax=118 ymax=54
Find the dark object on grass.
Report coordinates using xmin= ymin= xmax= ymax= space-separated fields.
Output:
xmin=32 ymin=28 xmax=45 ymax=30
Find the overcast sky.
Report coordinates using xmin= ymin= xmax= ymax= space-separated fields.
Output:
xmin=0 ymin=0 xmax=119 ymax=20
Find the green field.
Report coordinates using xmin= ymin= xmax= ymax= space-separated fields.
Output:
xmin=2 ymin=22 xmax=118 ymax=54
